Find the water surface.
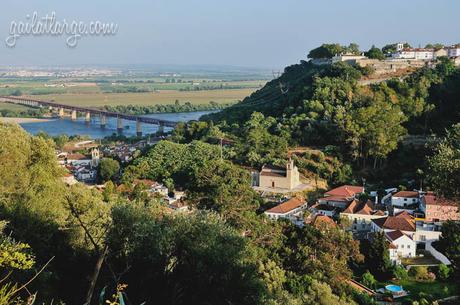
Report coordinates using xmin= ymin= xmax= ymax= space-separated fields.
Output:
xmin=20 ymin=111 xmax=215 ymax=138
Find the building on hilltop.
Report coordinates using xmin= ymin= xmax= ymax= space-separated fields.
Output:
xmin=257 ymin=159 xmax=301 ymax=190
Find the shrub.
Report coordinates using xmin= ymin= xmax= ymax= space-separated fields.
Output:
xmin=361 ymin=271 xmax=377 ymax=289
xmin=409 ymin=266 xmax=435 ymax=282
xmin=393 ymin=265 xmax=408 ymax=281
xmin=437 ymin=264 xmax=451 ymax=281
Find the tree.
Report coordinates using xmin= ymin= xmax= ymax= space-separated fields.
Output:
xmin=393 ymin=265 xmax=408 ymax=281
xmin=188 ymin=159 xmax=262 ymax=229
xmin=107 ymin=204 xmax=267 ymax=305
xmin=361 ymin=271 xmax=377 ymax=289
xmin=437 ymin=264 xmax=451 ymax=281
xmin=382 ymin=43 xmax=411 ymax=54
xmin=365 ymin=45 xmax=385 ymax=60
xmin=437 ymin=221 xmax=460 ymax=274
xmin=363 ymin=232 xmax=393 ymax=279
xmin=427 ymin=124 xmax=460 ymax=199
xmin=302 ymin=280 xmax=356 ymax=305
xmin=308 ymin=44 xmax=343 ymax=59
xmin=98 ymin=158 xmax=120 ymax=182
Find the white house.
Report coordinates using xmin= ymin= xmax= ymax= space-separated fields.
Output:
xmin=447 ymin=45 xmax=460 ymax=58
xmin=391 ymin=191 xmax=420 ymax=214
xmin=265 ymin=197 xmax=308 ymax=223
xmin=371 ymin=212 xmax=416 ymax=239
xmin=340 ymin=199 xmax=387 ymax=232
xmin=392 ymin=44 xmax=434 ymax=60
xmin=385 ymin=230 xmax=416 ymax=264
xmin=311 ymin=203 xmax=338 ymax=217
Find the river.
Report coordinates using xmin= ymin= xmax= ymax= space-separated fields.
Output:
xmin=18 ymin=111 xmax=215 ymax=138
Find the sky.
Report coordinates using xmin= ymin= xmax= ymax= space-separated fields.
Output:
xmin=0 ymin=0 xmax=458 ymax=69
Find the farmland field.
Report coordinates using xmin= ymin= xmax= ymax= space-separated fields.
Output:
xmin=28 ymin=88 xmax=256 ymax=107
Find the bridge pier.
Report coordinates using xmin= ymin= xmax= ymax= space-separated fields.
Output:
xmin=58 ymin=107 xmax=65 ymax=118
xmin=158 ymin=123 xmax=164 ymax=135
xmin=85 ymin=112 xmax=91 ymax=123
xmin=71 ymin=110 xmax=77 ymax=121
xmin=100 ymin=115 xmax=107 ymax=128
xmin=136 ymin=119 xmax=142 ymax=137
xmin=117 ymin=116 xmax=123 ymax=134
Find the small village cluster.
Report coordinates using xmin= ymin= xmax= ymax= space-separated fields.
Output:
xmin=55 ymin=141 xmax=459 ymax=267
xmin=259 ymin=161 xmax=459 ymax=266
xmin=56 ymin=139 xmax=189 ymax=212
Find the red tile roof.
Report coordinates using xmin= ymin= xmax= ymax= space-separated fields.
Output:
xmin=311 ymin=203 xmax=337 ymax=211
xmin=393 ymin=191 xmax=419 ymax=198
xmin=422 ymin=195 xmax=458 ymax=207
xmin=266 ymin=197 xmax=306 ymax=214
xmin=66 ymin=153 xmax=89 ymax=160
xmin=386 ymin=230 xmax=405 ymax=241
xmin=343 ymin=200 xmax=375 ymax=215
xmin=312 ymin=215 xmax=337 ymax=229
xmin=372 ymin=216 xmax=416 ymax=232
xmin=318 ymin=196 xmax=350 ymax=202
xmin=324 ymin=185 xmax=364 ymax=197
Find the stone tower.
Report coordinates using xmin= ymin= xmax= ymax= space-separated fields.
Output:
xmin=91 ymin=148 xmax=100 ymax=168
xmin=286 ymin=158 xmax=300 ymax=189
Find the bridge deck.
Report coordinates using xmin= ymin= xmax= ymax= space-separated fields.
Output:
xmin=0 ymin=96 xmax=178 ymax=127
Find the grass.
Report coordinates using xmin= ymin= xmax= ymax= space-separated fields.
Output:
xmin=0 ymin=78 xmax=261 ymax=108
xmin=0 ymin=102 xmax=29 ymax=111
xmin=401 ymin=252 xmax=442 ymax=266
xmin=31 ymin=89 xmax=255 ymax=107
xmin=377 ymin=277 xmax=459 ymax=303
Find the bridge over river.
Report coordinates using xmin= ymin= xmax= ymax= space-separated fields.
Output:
xmin=0 ymin=95 xmax=178 ymax=136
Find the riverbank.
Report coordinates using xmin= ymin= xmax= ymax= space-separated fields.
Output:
xmin=0 ymin=117 xmax=54 ymax=123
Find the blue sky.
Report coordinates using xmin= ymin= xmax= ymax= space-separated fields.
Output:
xmin=0 ymin=0 xmax=458 ymax=68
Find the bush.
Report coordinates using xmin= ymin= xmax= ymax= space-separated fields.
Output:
xmin=393 ymin=265 xmax=408 ymax=281
xmin=437 ymin=264 xmax=451 ymax=281
xmin=361 ymin=271 xmax=377 ymax=289
xmin=409 ymin=266 xmax=435 ymax=282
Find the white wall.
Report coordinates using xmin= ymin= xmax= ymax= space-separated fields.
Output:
xmin=391 ymin=196 xmax=419 ymax=208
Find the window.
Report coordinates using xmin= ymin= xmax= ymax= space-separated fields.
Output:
xmin=407 ymin=245 xmax=410 ymax=249
xmin=401 ymin=245 xmax=404 ymax=249
xmin=420 ymin=235 xmax=426 ymax=241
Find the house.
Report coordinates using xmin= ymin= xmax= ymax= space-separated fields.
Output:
xmin=75 ymin=167 xmax=97 ymax=182
xmin=372 ymin=211 xmax=442 ymax=244
xmin=324 ymin=185 xmax=364 ymax=198
xmin=340 ymin=199 xmax=387 ymax=232
xmin=316 ymin=185 xmax=364 ymax=209
xmin=371 ymin=212 xmax=416 ymax=239
xmin=434 ymin=48 xmax=448 ymax=58
xmin=447 ymin=45 xmax=460 ymax=58
xmin=306 ymin=214 xmax=337 ymax=230
xmin=265 ymin=197 xmax=308 ymax=223
xmin=391 ymin=191 xmax=420 ymax=213
xmin=385 ymin=230 xmax=416 ymax=264
xmin=61 ymin=172 xmax=78 ymax=185
xmin=420 ymin=194 xmax=460 ymax=223
xmin=133 ymin=179 xmax=169 ymax=196
xmin=310 ymin=203 xmax=338 ymax=217
xmin=331 ymin=53 xmax=367 ymax=64
xmin=392 ymin=43 xmax=434 ymax=60
xmin=317 ymin=196 xmax=351 ymax=209
xmin=66 ymin=153 xmax=92 ymax=166
xmin=258 ymin=159 xmax=301 ymax=190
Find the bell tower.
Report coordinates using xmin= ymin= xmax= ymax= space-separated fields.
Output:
xmin=91 ymin=148 xmax=100 ymax=168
